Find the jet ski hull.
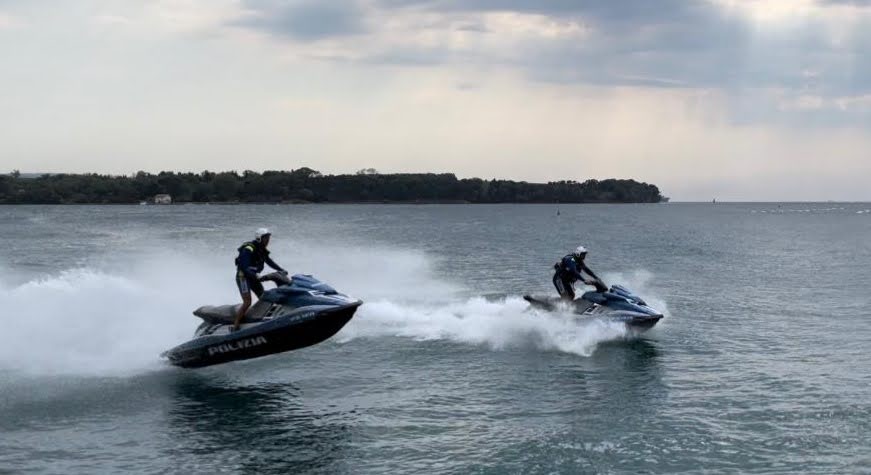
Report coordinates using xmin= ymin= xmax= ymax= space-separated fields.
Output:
xmin=163 ymin=302 xmax=361 ymax=368
xmin=523 ymin=294 xmax=663 ymax=332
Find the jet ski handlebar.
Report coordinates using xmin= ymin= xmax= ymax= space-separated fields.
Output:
xmin=258 ymin=271 xmax=292 ymax=286
xmin=590 ymin=278 xmax=609 ymax=293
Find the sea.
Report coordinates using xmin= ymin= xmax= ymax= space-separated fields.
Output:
xmin=1 ymin=203 xmax=869 ymax=474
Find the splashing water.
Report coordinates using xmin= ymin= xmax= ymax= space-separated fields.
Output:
xmin=0 ymin=242 xmax=663 ymax=376
xmin=339 ymin=296 xmax=631 ymax=357
xmin=1 ymin=268 xmax=214 ymax=376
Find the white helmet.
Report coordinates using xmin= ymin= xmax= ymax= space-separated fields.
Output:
xmin=255 ymin=228 xmax=271 ymax=240
xmin=573 ymin=245 xmax=588 ymax=257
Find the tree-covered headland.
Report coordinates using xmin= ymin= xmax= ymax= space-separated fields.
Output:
xmin=0 ymin=168 xmax=665 ymax=204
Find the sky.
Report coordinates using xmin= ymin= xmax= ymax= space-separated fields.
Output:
xmin=1 ymin=0 xmax=870 ymax=201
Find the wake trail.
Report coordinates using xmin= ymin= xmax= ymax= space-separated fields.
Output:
xmin=338 ymin=295 xmax=632 ymax=357
xmin=335 ymin=269 xmax=667 ymax=356
xmin=0 ymin=241 xmax=666 ymax=376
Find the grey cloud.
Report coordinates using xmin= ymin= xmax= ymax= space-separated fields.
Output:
xmin=231 ymin=0 xmax=871 ymax=123
xmin=374 ymin=0 xmax=807 ymax=87
xmin=385 ymin=0 xmax=871 ymax=120
xmin=818 ymin=0 xmax=871 ymax=5
xmin=235 ymin=0 xmax=366 ymax=41
xmin=381 ymin=0 xmax=718 ymax=28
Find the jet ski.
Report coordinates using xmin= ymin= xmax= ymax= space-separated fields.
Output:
xmin=524 ymin=284 xmax=663 ymax=332
xmin=162 ymin=272 xmax=362 ymax=368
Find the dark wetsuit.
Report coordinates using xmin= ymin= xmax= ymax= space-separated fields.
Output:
xmin=553 ymin=255 xmax=601 ymax=300
xmin=235 ymin=240 xmax=284 ymax=298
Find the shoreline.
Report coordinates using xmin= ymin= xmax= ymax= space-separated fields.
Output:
xmin=5 ymin=200 xmax=870 ymax=205
xmin=0 ymin=200 xmax=666 ymax=205
xmin=0 ymin=170 xmax=665 ymax=205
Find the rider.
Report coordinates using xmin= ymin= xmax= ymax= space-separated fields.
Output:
xmin=232 ymin=228 xmax=286 ymax=331
xmin=553 ymin=245 xmax=605 ymax=301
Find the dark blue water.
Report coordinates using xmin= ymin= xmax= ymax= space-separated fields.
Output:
xmin=1 ymin=203 xmax=869 ymax=474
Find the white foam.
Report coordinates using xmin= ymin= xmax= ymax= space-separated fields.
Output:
xmin=338 ymin=296 xmax=630 ymax=357
xmin=336 ymin=268 xmax=666 ymax=357
xmin=0 ymin=264 xmax=221 ymax=376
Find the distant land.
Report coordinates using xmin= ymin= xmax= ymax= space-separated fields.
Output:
xmin=0 ymin=169 xmax=665 ymax=204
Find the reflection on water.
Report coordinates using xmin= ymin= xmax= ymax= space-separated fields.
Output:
xmin=597 ymin=338 xmax=662 ymax=368
xmin=574 ymin=337 xmax=666 ymax=399
xmin=164 ymin=373 xmax=353 ymax=474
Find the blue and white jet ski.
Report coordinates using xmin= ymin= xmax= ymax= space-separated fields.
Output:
xmin=162 ymin=273 xmax=362 ymax=368
xmin=524 ymin=284 xmax=663 ymax=332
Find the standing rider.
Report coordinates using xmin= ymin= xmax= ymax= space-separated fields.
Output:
xmin=232 ymin=228 xmax=286 ymax=331
xmin=553 ymin=245 xmax=606 ymax=301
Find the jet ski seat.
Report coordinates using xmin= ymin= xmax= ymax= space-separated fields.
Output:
xmin=193 ymin=301 xmax=269 ymax=325
xmin=571 ymin=298 xmax=597 ymax=313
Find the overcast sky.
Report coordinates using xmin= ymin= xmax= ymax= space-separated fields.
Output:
xmin=1 ymin=0 xmax=870 ymax=200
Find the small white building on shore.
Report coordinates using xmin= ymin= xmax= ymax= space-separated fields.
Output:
xmin=154 ymin=194 xmax=172 ymax=204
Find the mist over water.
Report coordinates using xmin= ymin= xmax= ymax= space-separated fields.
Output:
xmin=1 ymin=203 xmax=869 ymax=474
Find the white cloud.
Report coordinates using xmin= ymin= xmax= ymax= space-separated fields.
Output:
xmin=480 ymin=12 xmax=587 ymax=39
xmin=144 ymin=0 xmax=244 ymax=34
xmin=92 ymin=14 xmax=131 ymax=27
xmin=0 ymin=11 xmax=24 ymax=29
xmin=835 ymin=94 xmax=871 ymax=110
xmin=715 ymin=0 xmax=818 ymax=24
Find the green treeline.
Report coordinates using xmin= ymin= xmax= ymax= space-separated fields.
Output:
xmin=0 ymin=168 xmax=664 ymax=204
